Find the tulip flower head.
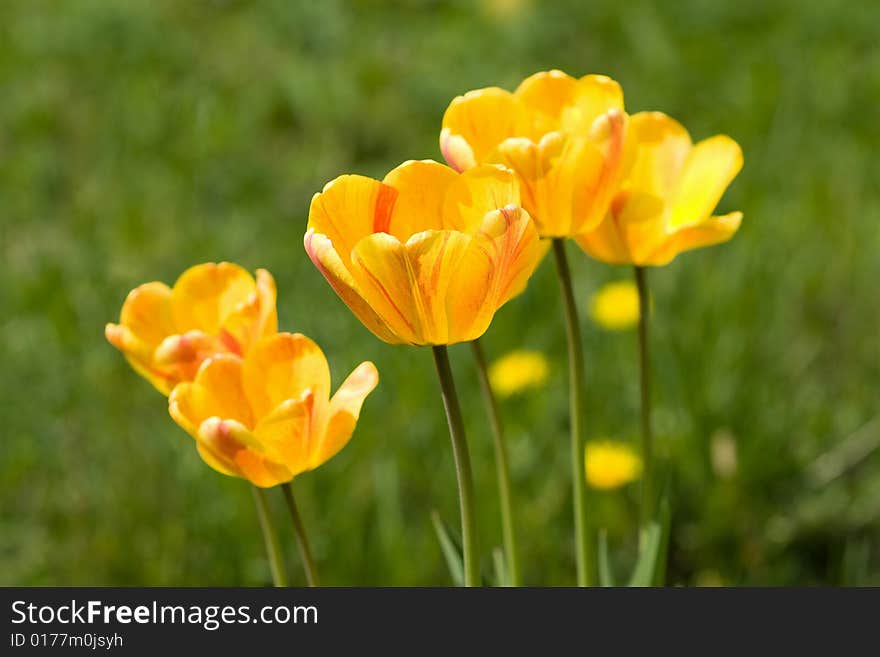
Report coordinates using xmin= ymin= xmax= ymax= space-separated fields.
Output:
xmin=106 ymin=262 xmax=277 ymax=395
xmin=440 ymin=69 xmax=628 ymax=238
xmin=577 ymin=111 xmax=743 ymax=266
xmin=169 ymin=332 xmax=378 ymax=487
xmin=305 ymin=160 xmax=542 ymax=346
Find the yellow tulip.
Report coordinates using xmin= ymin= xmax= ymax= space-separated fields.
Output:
xmin=305 ymin=159 xmax=542 ymax=346
xmin=105 ymin=262 xmax=277 ymax=395
xmin=585 ymin=441 xmax=642 ymax=490
xmin=576 ymin=111 xmax=744 ymax=266
xmin=169 ymin=332 xmax=378 ymax=488
xmin=440 ymin=69 xmax=628 ymax=237
xmin=488 ymin=350 xmax=549 ymax=398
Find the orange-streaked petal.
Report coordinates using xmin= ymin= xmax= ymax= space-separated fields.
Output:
xmin=196 ymin=417 xmax=292 ymax=487
xmin=349 ymin=232 xmax=422 ymax=345
xmin=561 ymin=74 xmax=625 ymax=135
xmin=154 ymin=330 xmax=226 ymax=385
xmin=311 ymin=361 xmax=379 ymax=469
xmin=668 ymin=135 xmax=743 ymax=230
xmin=478 ymin=205 xmax=543 ymax=306
xmin=442 ymin=164 xmax=521 ymax=233
xmin=170 ymin=262 xmax=256 ymax=335
xmin=440 ymin=87 xmax=524 ymax=170
xmin=626 ymin=111 xmax=692 ymax=200
xmin=307 ymin=174 xmax=398 ymax=268
xmin=242 ymin=332 xmax=331 ymax=421
xmin=382 ymin=160 xmax=459 ymax=238
xmin=444 ymin=206 xmax=542 ymax=341
xmin=168 ymin=355 xmax=253 ymax=432
xmin=646 ymin=211 xmax=743 ymax=265
xmin=304 ymin=230 xmax=402 ymax=344
xmin=405 ymin=230 xmax=474 ymax=344
xmin=570 ymin=109 xmax=628 ymax=234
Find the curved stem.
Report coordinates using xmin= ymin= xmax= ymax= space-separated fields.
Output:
xmin=281 ymin=483 xmax=320 ymax=587
xmin=634 ymin=265 xmax=654 ymax=529
xmin=431 ymin=345 xmax=480 ymax=587
xmin=251 ymin=486 xmax=288 ymax=587
xmin=551 ymin=238 xmax=593 ymax=587
xmin=470 ymin=338 xmax=521 ymax=586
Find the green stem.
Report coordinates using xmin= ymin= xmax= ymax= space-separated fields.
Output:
xmin=431 ymin=345 xmax=480 ymax=587
xmin=251 ymin=486 xmax=288 ymax=587
xmin=280 ymin=483 xmax=320 ymax=587
xmin=470 ymin=338 xmax=521 ymax=586
xmin=551 ymin=238 xmax=593 ymax=587
xmin=634 ymin=265 xmax=654 ymax=529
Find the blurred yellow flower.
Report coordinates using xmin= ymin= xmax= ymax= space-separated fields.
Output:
xmin=169 ymin=332 xmax=378 ymax=488
xmin=305 ymin=160 xmax=543 ymax=346
xmin=585 ymin=441 xmax=642 ymax=490
xmin=440 ymin=69 xmax=628 ymax=238
xmin=488 ymin=350 xmax=549 ymax=398
xmin=577 ymin=111 xmax=743 ymax=266
xmin=105 ymin=262 xmax=277 ymax=395
xmin=590 ymin=280 xmax=640 ymax=331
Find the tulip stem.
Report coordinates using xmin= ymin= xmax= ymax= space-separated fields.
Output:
xmin=634 ymin=265 xmax=654 ymax=529
xmin=281 ymin=483 xmax=320 ymax=587
xmin=251 ymin=486 xmax=288 ymax=587
xmin=470 ymin=338 xmax=521 ymax=586
xmin=432 ymin=345 xmax=480 ymax=587
xmin=551 ymin=238 xmax=593 ymax=587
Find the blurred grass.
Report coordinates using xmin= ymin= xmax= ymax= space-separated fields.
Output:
xmin=1 ymin=0 xmax=879 ymax=585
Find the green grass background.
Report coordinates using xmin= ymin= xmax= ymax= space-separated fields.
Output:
xmin=2 ymin=0 xmax=878 ymax=586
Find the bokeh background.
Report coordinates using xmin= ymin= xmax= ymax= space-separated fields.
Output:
xmin=2 ymin=0 xmax=879 ymax=586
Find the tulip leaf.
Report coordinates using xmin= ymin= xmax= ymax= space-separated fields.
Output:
xmin=598 ymin=530 xmax=616 ymax=587
xmin=628 ymin=522 xmax=661 ymax=587
xmin=492 ymin=547 xmax=508 ymax=587
xmin=430 ymin=510 xmax=464 ymax=587
xmin=628 ymin=495 xmax=672 ymax=587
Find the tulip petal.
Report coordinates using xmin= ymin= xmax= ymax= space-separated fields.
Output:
xmin=242 ymin=333 xmax=331 ymax=421
xmin=514 ymin=69 xmax=579 ymax=136
xmin=405 ymin=229 xmax=473 ymax=344
xmin=168 ymin=355 xmax=253 ymax=435
xmin=382 ymin=160 xmax=459 ymax=238
xmin=440 ymin=87 xmax=524 ymax=170
xmin=442 ymin=164 xmax=521 ymax=233
xmin=668 ymin=135 xmax=743 ymax=230
xmin=627 ymin=111 xmax=692 ymax=200
xmin=647 ymin=211 xmax=743 ymax=265
xmin=221 ymin=268 xmax=278 ymax=355
xmin=349 ymin=233 xmax=422 ymax=344
xmin=562 ymin=74 xmax=625 ymax=135
xmin=444 ymin=206 xmax=542 ymax=341
xmin=253 ymin=395 xmax=314 ymax=478
xmin=312 ymin=361 xmax=379 ymax=469
xmin=197 ymin=417 xmax=292 ymax=487
xmin=308 ymin=174 xmax=398 ymax=268
xmin=171 ymin=262 xmax=256 ymax=337
xmin=304 ymin=230 xmax=402 ymax=344
xmin=571 ymin=110 xmax=628 ymax=234
xmin=109 ymin=281 xmax=175 ymax=352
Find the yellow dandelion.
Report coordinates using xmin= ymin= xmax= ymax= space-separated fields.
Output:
xmin=589 ymin=280 xmax=641 ymax=331
xmin=488 ymin=350 xmax=549 ymax=398
xmin=585 ymin=441 xmax=642 ymax=490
